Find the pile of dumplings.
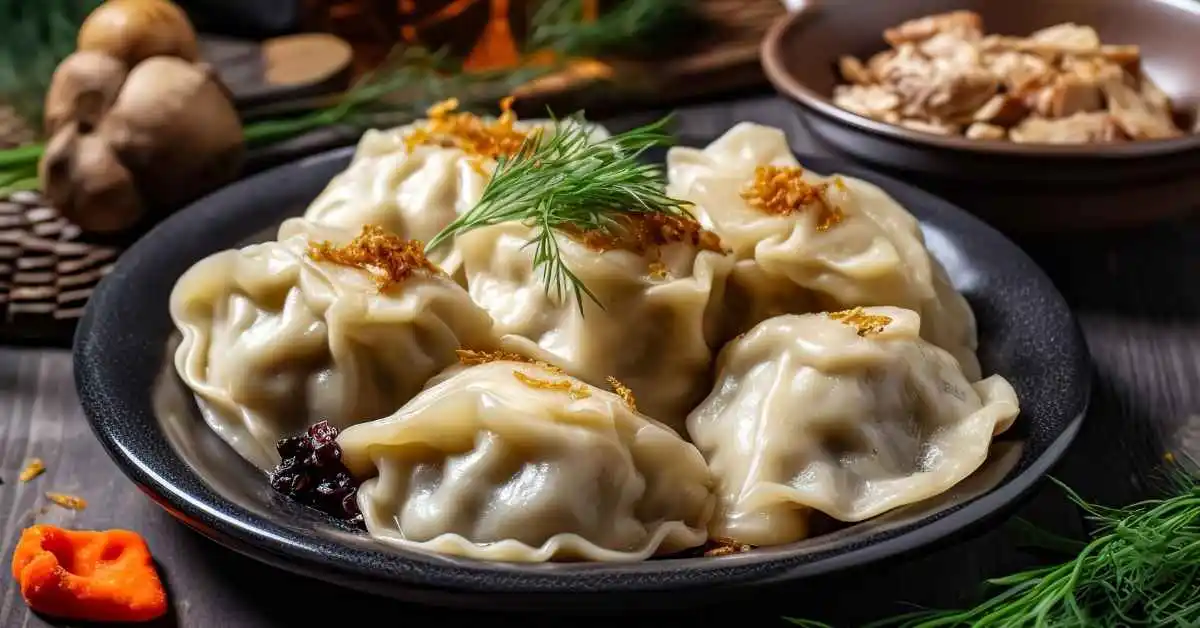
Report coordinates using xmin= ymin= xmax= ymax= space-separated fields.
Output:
xmin=169 ymin=114 xmax=1020 ymax=564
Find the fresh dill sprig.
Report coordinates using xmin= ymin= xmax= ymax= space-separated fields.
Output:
xmin=528 ymin=0 xmax=700 ymax=58
xmin=426 ymin=113 xmax=692 ymax=313
xmin=784 ymin=463 xmax=1200 ymax=628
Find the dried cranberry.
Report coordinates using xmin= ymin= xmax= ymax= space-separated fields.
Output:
xmin=268 ymin=421 xmax=364 ymax=528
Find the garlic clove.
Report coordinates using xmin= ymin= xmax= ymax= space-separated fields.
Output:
xmin=77 ymin=0 xmax=199 ymax=67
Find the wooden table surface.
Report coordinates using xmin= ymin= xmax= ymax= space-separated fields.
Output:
xmin=2 ymin=95 xmax=1198 ymax=627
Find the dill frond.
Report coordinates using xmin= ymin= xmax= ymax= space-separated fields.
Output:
xmin=426 ymin=113 xmax=694 ymax=313
xmin=528 ymin=0 xmax=701 ymax=58
xmin=782 ymin=463 xmax=1200 ymax=628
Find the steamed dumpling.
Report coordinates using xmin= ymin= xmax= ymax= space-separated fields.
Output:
xmin=667 ymin=122 xmax=980 ymax=380
xmin=686 ymin=307 xmax=1019 ymax=547
xmin=455 ymin=216 xmax=734 ymax=433
xmin=170 ymin=218 xmax=496 ymax=471
xmin=303 ymin=107 xmax=610 ymax=278
xmin=337 ymin=356 xmax=714 ymax=562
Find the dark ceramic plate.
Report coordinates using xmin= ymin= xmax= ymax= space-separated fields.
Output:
xmin=761 ymin=0 xmax=1200 ymax=231
xmin=74 ymin=138 xmax=1090 ymax=610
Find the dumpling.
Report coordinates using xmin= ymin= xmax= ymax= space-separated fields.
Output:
xmin=337 ymin=354 xmax=714 ymax=562
xmin=686 ymin=307 xmax=1019 ymax=547
xmin=455 ymin=214 xmax=734 ymax=433
xmin=667 ymin=122 xmax=980 ymax=380
xmin=302 ymin=100 xmax=610 ymax=278
xmin=170 ymin=218 xmax=497 ymax=471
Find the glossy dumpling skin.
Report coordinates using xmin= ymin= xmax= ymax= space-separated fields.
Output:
xmin=686 ymin=307 xmax=1019 ymax=547
xmin=302 ymin=119 xmax=610 ymax=278
xmin=170 ymin=218 xmax=497 ymax=471
xmin=667 ymin=122 xmax=980 ymax=380
xmin=337 ymin=359 xmax=715 ymax=562
xmin=455 ymin=222 xmax=734 ymax=434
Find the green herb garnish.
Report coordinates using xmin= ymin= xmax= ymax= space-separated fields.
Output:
xmin=784 ymin=463 xmax=1200 ymax=627
xmin=425 ymin=114 xmax=693 ymax=313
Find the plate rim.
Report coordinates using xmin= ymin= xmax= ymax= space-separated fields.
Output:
xmin=73 ymin=141 xmax=1091 ymax=601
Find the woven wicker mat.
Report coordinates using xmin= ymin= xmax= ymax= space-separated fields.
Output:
xmin=0 ymin=191 xmax=119 ymax=346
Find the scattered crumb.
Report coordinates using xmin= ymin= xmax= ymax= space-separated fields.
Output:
xmin=704 ymin=537 xmax=755 ymax=557
xmin=308 ymin=225 xmax=442 ymax=290
xmin=456 ymin=348 xmax=562 ymax=373
xmin=45 ymin=493 xmax=87 ymax=511
xmin=740 ymin=166 xmax=844 ymax=231
xmin=19 ymin=458 xmax=46 ymax=482
xmin=606 ymin=376 xmax=638 ymax=412
xmin=512 ymin=371 xmax=591 ymax=400
xmin=828 ymin=307 xmax=894 ymax=336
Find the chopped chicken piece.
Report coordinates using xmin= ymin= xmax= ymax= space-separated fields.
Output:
xmin=1030 ymin=74 xmax=1104 ymax=118
xmin=1029 ymin=23 xmax=1102 ymax=52
xmin=838 ymin=56 xmax=874 ymax=85
xmin=965 ymin=122 xmax=1006 ymax=140
xmin=984 ymin=50 xmax=1055 ymax=95
xmin=919 ymin=32 xmax=981 ymax=68
xmin=899 ymin=118 xmax=961 ymax=135
xmin=1139 ymin=75 xmax=1172 ymax=112
xmin=866 ymin=49 xmax=897 ymax=81
xmin=878 ymin=45 xmax=998 ymax=120
xmin=831 ymin=13 xmax=1187 ymax=143
xmin=1098 ymin=45 xmax=1141 ymax=71
xmin=884 ymin=10 xmax=983 ymax=47
xmin=1102 ymin=78 xmax=1182 ymax=139
xmin=833 ymin=84 xmax=901 ymax=121
xmin=973 ymin=94 xmax=1028 ymax=126
xmin=1010 ymin=112 xmax=1123 ymax=143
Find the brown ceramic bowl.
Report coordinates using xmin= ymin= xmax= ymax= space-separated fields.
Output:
xmin=762 ymin=0 xmax=1200 ymax=232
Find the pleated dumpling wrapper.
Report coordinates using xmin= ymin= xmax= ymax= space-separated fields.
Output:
xmin=302 ymin=98 xmax=610 ymax=280
xmin=337 ymin=354 xmax=715 ymax=563
xmin=686 ymin=307 xmax=1019 ymax=547
xmin=666 ymin=122 xmax=980 ymax=380
xmin=455 ymin=215 xmax=734 ymax=434
xmin=170 ymin=218 xmax=497 ymax=471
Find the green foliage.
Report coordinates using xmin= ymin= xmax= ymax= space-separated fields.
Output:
xmin=0 ymin=0 xmax=102 ymax=132
xmin=784 ymin=465 xmax=1200 ymax=628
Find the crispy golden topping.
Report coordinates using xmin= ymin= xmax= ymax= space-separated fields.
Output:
xmin=703 ymin=537 xmax=755 ymax=557
xmin=647 ymin=261 xmax=669 ymax=280
xmin=403 ymin=97 xmax=531 ymax=164
xmin=512 ymin=371 xmax=591 ymax=400
xmin=456 ymin=348 xmax=563 ymax=374
xmin=45 ymin=493 xmax=87 ymax=510
xmin=828 ymin=307 xmax=893 ymax=336
xmin=565 ymin=213 xmax=724 ymax=256
xmin=309 ymin=225 xmax=441 ymax=290
xmin=19 ymin=458 xmax=45 ymax=482
xmin=606 ymin=376 xmax=637 ymax=411
xmin=740 ymin=165 xmax=845 ymax=231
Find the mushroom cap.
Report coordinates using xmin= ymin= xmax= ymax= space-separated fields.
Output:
xmin=43 ymin=51 xmax=129 ymax=137
xmin=100 ymin=56 xmax=245 ymax=211
xmin=77 ymin=0 xmax=199 ymax=67
xmin=40 ymin=124 xmax=144 ymax=234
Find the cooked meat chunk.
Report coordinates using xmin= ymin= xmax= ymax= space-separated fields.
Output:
xmin=833 ymin=84 xmax=901 ymax=121
xmin=1010 ymin=112 xmax=1123 ymax=143
xmin=884 ymin=10 xmax=983 ymax=47
xmin=973 ymin=94 xmax=1028 ymax=126
xmin=829 ymin=14 xmax=1187 ymax=143
xmin=1102 ymin=78 xmax=1182 ymax=139
xmin=838 ymin=56 xmax=874 ymax=85
xmin=1029 ymin=23 xmax=1101 ymax=53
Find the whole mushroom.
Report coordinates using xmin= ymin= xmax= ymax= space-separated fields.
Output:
xmin=39 ymin=0 xmax=244 ymax=235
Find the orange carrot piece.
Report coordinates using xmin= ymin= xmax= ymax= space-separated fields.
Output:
xmin=11 ymin=525 xmax=167 ymax=623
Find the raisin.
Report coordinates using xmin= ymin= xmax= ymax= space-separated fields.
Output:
xmin=268 ymin=421 xmax=365 ymax=528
